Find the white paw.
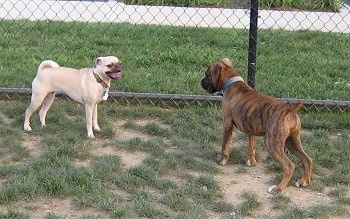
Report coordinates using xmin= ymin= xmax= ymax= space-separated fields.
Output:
xmin=268 ymin=185 xmax=277 ymax=193
xmin=93 ymin=126 xmax=101 ymax=132
xmin=88 ymin=133 xmax=96 ymax=139
xmin=246 ymin=160 xmax=252 ymax=167
xmin=295 ymin=179 xmax=306 ymax=187
xmin=24 ymin=125 xmax=32 ymax=131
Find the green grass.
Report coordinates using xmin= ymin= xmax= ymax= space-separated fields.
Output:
xmin=0 ymin=99 xmax=348 ymax=218
xmin=238 ymin=191 xmax=262 ymax=216
xmin=0 ymin=12 xmax=349 ymax=218
xmin=122 ymin=0 xmax=342 ymax=11
xmin=259 ymin=0 xmax=342 ymax=11
xmin=0 ymin=20 xmax=349 ymax=101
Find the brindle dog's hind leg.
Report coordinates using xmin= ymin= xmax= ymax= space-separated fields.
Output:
xmin=286 ymin=131 xmax=313 ymax=187
xmin=265 ymin=133 xmax=295 ymax=193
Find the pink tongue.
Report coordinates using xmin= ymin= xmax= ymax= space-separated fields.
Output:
xmin=109 ymin=72 xmax=122 ymax=79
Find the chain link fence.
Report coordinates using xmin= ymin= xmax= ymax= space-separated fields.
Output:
xmin=0 ymin=0 xmax=349 ymax=111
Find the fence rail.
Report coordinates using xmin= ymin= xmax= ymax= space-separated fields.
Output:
xmin=1 ymin=88 xmax=349 ymax=112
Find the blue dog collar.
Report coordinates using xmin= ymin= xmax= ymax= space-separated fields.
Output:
xmin=219 ymin=76 xmax=244 ymax=96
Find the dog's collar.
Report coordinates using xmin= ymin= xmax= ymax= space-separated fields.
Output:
xmin=93 ymin=72 xmax=109 ymax=89
xmin=219 ymin=76 xmax=244 ymax=96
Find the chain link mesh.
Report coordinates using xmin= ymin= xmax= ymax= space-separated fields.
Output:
xmin=0 ymin=0 xmax=349 ymax=111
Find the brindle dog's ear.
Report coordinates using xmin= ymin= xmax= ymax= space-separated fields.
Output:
xmin=220 ymin=58 xmax=233 ymax=68
xmin=211 ymin=63 xmax=222 ymax=85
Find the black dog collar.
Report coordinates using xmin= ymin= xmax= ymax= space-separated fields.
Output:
xmin=219 ymin=76 xmax=244 ymax=96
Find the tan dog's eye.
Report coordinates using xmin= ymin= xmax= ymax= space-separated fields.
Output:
xmin=106 ymin=64 xmax=112 ymax=68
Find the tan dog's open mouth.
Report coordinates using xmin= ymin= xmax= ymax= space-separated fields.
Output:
xmin=106 ymin=71 xmax=122 ymax=80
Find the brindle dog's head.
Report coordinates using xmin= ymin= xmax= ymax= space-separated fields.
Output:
xmin=201 ymin=58 xmax=234 ymax=94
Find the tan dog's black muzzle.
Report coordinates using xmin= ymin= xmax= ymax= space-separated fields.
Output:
xmin=106 ymin=63 xmax=123 ymax=80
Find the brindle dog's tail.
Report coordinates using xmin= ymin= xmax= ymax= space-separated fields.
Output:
xmin=290 ymin=102 xmax=303 ymax=113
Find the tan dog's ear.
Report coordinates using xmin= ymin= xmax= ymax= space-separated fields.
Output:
xmin=220 ymin=58 xmax=233 ymax=68
xmin=94 ymin=58 xmax=102 ymax=68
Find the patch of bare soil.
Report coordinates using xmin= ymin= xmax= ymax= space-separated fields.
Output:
xmin=114 ymin=119 xmax=153 ymax=141
xmin=215 ymin=162 xmax=335 ymax=218
xmin=0 ymin=111 xmax=13 ymax=125
xmin=21 ymin=134 xmax=43 ymax=158
xmin=0 ymin=198 xmax=110 ymax=218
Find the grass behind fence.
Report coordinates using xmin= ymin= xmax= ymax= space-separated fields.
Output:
xmin=122 ymin=0 xmax=342 ymax=11
xmin=0 ymin=20 xmax=349 ymax=101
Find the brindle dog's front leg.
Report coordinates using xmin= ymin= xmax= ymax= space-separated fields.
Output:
xmin=217 ymin=119 xmax=233 ymax=166
xmin=246 ymin=135 xmax=257 ymax=167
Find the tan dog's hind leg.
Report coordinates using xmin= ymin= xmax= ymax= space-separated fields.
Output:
xmin=39 ymin=92 xmax=55 ymax=127
xmin=246 ymin=135 xmax=257 ymax=167
xmin=286 ymin=132 xmax=313 ymax=187
xmin=217 ymin=119 xmax=233 ymax=166
xmin=92 ymin=103 xmax=100 ymax=132
xmin=85 ymin=104 xmax=95 ymax=139
xmin=24 ymin=91 xmax=48 ymax=131
xmin=265 ymin=135 xmax=295 ymax=193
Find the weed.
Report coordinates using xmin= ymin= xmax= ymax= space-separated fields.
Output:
xmin=271 ymin=193 xmax=291 ymax=210
xmin=238 ymin=191 xmax=262 ymax=216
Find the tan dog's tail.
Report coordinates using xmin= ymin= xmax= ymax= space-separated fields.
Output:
xmin=38 ymin=60 xmax=59 ymax=72
xmin=290 ymin=102 xmax=303 ymax=113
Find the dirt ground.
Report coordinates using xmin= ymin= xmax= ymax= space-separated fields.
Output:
xmin=1 ymin=116 xmax=349 ymax=218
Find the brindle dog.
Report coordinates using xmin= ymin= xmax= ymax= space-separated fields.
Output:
xmin=201 ymin=58 xmax=313 ymax=193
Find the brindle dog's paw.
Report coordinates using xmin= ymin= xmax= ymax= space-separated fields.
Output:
xmin=216 ymin=154 xmax=228 ymax=166
xmin=295 ymin=179 xmax=308 ymax=187
xmin=245 ymin=159 xmax=257 ymax=167
xmin=267 ymin=185 xmax=283 ymax=193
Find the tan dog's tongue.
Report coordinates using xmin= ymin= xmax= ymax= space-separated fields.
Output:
xmin=108 ymin=72 xmax=122 ymax=79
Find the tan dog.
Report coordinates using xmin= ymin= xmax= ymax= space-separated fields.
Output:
xmin=201 ymin=58 xmax=313 ymax=193
xmin=24 ymin=56 xmax=122 ymax=139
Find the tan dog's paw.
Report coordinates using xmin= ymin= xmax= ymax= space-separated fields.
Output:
xmin=93 ymin=126 xmax=101 ymax=132
xmin=24 ymin=125 xmax=32 ymax=132
xmin=88 ymin=133 xmax=96 ymax=139
xmin=216 ymin=154 xmax=229 ymax=166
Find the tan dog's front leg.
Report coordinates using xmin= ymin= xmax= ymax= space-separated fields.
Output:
xmin=92 ymin=103 xmax=100 ymax=132
xmin=246 ymin=135 xmax=257 ymax=167
xmin=217 ymin=120 xmax=233 ymax=166
xmin=85 ymin=104 xmax=95 ymax=139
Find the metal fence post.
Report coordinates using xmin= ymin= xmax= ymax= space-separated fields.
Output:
xmin=247 ymin=0 xmax=259 ymax=89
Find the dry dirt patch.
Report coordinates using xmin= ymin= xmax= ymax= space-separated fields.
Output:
xmin=0 ymin=198 xmax=110 ymax=218
xmin=21 ymin=134 xmax=43 ymax=158
xmin=216 ymin=162 xmax=336 ymax=217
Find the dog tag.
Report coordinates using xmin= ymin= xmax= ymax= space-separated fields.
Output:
xmin=103 ymin=90 xmax=109 ymax=100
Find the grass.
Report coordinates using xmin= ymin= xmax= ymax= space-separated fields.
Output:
xmin=0 ymin=20 xmax=349 ymax=101
xmin=238 ymin=191 xmax=262 ymax=216
xmin=0 ymin=99 xmax=349 ymax=218
xmin=0 ymin=6 xmax=349 ymax=218
xmin=122 ymin=0 xmax=342 ymax=11
xmin=259 ymin=0 xmax=342 ymax=11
